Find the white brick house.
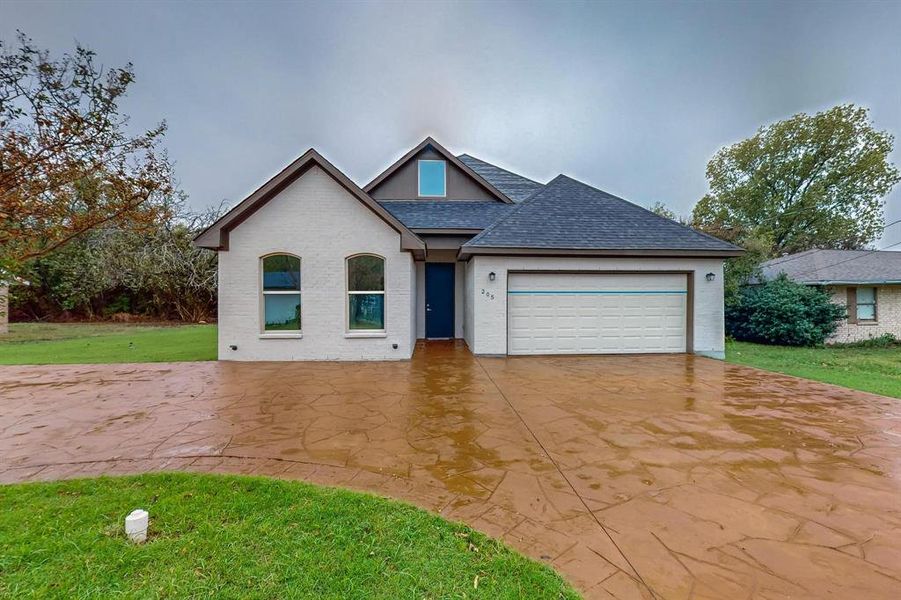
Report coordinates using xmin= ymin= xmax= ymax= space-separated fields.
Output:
xmin=760 ymin=249 xmax=901 ymax=344
xmin=195 ymin=138 xmax=743 ymax=361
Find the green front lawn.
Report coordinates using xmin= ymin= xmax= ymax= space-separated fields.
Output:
xmin=0 ymin=473 xmax=578 ymax=599
xmin=726 ymin=340 xmax=901 ymax=398
xmin=0 ymin=323 xmax=216 ymax=364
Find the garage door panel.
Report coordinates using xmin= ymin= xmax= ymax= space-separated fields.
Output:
xmin=508 ymin=273 xmax=687 ymax=355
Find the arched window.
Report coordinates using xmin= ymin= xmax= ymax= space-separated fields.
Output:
xmin=261 ymin=254 xmax=301 ymax=332
xmin=347 ymin=254 xmax=385 ymax=331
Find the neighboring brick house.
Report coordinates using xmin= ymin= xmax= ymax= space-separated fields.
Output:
xmin=759 ymin=249 xmax=901 ymax=343
xmin=194 ymin=137 xmax=743 ymax=361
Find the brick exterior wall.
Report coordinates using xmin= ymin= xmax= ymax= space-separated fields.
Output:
xmin=217 ymin=166 xmax=415 ymax=361
xmin=827 ymin=285 xmax=901 ymax=343
xmin=463 ymin=256 xmax=726 ymax=359
xmin=215 ymin=165 xmax=730 ymax=361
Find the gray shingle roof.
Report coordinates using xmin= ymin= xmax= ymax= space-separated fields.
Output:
xmin=378 ymin=201 xmax=514 ymax=230
xmin=463 ymin=175 xmax=742 ymax=253
xmin=759 ymin=249 xmax=901 ymax=284
xmin=457 ymin=154 xmax=544 ymax=202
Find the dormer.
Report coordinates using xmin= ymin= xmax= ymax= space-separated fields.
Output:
xmin=365 ymin=137 xmax=512 ymax=203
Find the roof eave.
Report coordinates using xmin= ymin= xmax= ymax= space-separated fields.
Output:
xmin=458 ymin=246 xmax=746 ymax=259
xmin=795 ymin=279 xmax=901 ymax=286
xmin=412 ymin=228 xmax=483 ymax=235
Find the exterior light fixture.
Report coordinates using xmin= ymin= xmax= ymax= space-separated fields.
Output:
xmin=705 ymin=272 xmax=715 ymax=282
xmin=488 ymin=272 xmax=496 ymax=282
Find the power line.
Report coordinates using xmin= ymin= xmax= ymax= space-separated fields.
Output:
xmin=784 ymin=239 xmax=901 ymax=281
xmin=756 ymin=218 xmax=901 ymax=271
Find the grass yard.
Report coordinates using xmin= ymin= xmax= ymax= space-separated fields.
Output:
xmin=0 ymin=323 xmax=216 ymax=364
xmin=0 ymin=473 xmax=579 ymax=599
xmin=726 ymin=340 xmax=901 ymax=398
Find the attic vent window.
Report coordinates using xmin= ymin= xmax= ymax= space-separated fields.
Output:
xmin=418 ymin=160 xmax=446 ymax=197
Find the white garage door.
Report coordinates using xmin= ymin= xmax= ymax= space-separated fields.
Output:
xmin=507 ymin=273 xmax=687 ymax=355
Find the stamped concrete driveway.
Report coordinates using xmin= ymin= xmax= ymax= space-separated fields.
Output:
xmin=1 ymin=342 xmax=899 ymax=599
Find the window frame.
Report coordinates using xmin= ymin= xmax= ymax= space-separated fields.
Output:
xmin=260 ymin=253 xmax=302 ymax=335
xmin=855 ymin=286 xmax=877 ymax=322
xmin=346 ymin=253 xmax=386 ymax=334
xmin=417 ymin=159 xmax=447 ymax=198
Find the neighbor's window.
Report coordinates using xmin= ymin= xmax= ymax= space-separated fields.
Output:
xmin=347 ymin=254 xmax=385 ymax=331
xmin=418 ymin=160 xmax=446 ymax=197
xmin=262 ymin=254 xmax=301 ymax=332
xmin=856 ymin=286 xmax=877 ymax=321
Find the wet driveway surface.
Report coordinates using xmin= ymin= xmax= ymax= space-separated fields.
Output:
xmin=1 ymin=341 xmax=899 ymax=599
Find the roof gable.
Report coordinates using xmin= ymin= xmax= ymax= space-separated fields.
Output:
xmin=461 ymin=175 xmax=743 ymax=257
xmin=364 ymin=137 xmax=514 ymax=203
xmin=193 ymin=149 xmax=424 ymax=254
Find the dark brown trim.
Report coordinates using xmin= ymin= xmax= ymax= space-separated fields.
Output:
xmin=363 ymin=137 xmax=514 ymax=204
xmin=851 ymin=285 xmax=879 ymax=323
xmin=507 ymin=269 xmax=702 ymax=275
xmin=846 ymin=287 xmax=857 ymax=324
xmin=874 ymin=287 xmax=879 ymax=322
xmin=412 ymin=228 xmax=482 ymax=235
xmin=686 ymin=271 xmax=694 ymax=353
xmin=800 ymin=280 xmax=901 ymax=286
xmin=193 ymin=149 xmax=424 ymax=256
xmin=458 ymin=246 xmax=745 ymax=259
xmin=868 ymin=285 xmax=879 ymax=323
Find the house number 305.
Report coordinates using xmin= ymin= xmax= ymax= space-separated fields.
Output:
xmin=481 ymin=288 xmax=495 ymax=300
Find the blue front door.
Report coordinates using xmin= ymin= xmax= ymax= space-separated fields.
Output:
xmin=425 ymin=263 xmax=455 ymax=338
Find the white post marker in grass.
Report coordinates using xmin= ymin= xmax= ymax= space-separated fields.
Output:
xmin=125 ymin=509 xmax=149 ymax=543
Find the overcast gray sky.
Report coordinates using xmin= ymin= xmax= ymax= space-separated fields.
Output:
xmin=3 ymin=0 xmax=900 ymax=246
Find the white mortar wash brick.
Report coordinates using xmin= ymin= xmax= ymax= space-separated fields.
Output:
xmin=217 ymin=166 xmax=414 ymax=360
xmin=464 ymin=256 xmax=726 ymax=359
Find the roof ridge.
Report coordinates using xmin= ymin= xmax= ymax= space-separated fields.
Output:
xmin=762 ymin=248 xmax=821 ymax=267
xmin=457 ymin=153 xmax=544 ymax=186
xmin=554 ymin=175 xmax=744 ymax=251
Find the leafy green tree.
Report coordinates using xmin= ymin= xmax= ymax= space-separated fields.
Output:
xmin=649 ymin=201 xmax=691 ymax=225
xmin=649 ymin=201 xmax=678 ymax=221
xmin=693 ymin=104 xmax=899 ymax=256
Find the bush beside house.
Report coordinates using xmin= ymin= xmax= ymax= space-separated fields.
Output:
xmin=726 ymin=275 xmax=846 ymax=346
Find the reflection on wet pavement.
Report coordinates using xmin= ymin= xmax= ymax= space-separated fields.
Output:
xmin=1 ymin=341 xmax=899 ymax=599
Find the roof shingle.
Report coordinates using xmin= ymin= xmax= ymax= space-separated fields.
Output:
xmin=457 ymin=154 xmax=544 ymax=202
xmin=378 ymin=201 xmax=514 ymax=230
xmin=463 ymin=175 xmax=742 ymax=253
xmin=759 ymin=249 xmax=901 ymax=284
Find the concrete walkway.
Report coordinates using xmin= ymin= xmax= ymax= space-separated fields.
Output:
xmin=1 ymin=341 xmax=899 ymax=599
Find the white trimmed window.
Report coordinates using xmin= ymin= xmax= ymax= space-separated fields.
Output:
xmin=261 ymin=254 xmax=301 ymax=332
xmin=347 ymin=254 xmax=385 ymax=331
xmin=418 ymin=160 xmax=446 ymax=197
xmin=856 ymin=286 xmax=877 ymax=321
